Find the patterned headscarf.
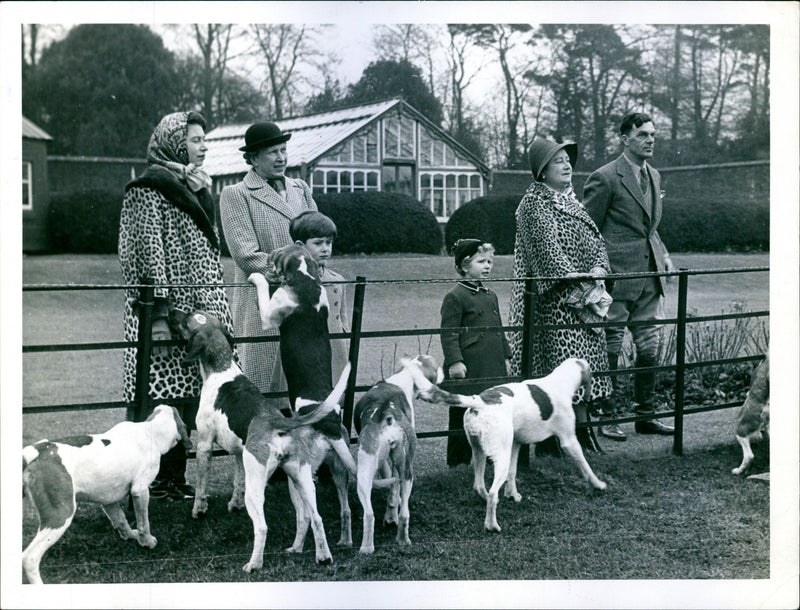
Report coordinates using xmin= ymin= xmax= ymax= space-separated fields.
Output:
xmin=146 ymin=112 xmax=212 ymax=192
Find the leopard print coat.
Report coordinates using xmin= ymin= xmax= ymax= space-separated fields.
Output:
xmin=119 ymin=165 xmax=234 ymax=402
xmin=507 ymin=181 xmax=612 ymax=404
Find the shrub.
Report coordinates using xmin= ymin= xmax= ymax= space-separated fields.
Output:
xmin=444 ymin=195 xmax=521 ymax=255
xmin=313 ymin=192 xmax=443 ymax=254
xmin=47 ymin=189 xmax=122 ymax=253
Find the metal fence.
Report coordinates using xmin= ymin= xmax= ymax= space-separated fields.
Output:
xmin=22 ymin=266 xmax=768 ymax=457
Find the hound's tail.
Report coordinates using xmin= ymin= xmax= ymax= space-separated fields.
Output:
xmin=405 ymin=363 xmax=483 ymax=409
xmin=275 ymin=362 xmax=352 ymax=432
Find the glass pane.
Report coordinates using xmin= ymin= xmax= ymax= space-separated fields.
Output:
xmin=353 ymin=135 xmax=365 ymax=163
xmin=326 ymin=170 xmax=338 ymax=189
xmin=312 ymin=185 xmax=325 ymax=195
xmin=397 ymin=165 xmax=413 ymax=194
xmin=421 ymin=173 xmax=430 ymax=188
xmin=340 ymin=171 xmax=351 ymax=191
xmin=445 ymin=145 xmax=456 ymax=166
xmin=433 ymin=191 xmax=444 ymax=217
xmin=400 ymin=116 xmax=415 ymax=158
xmin=458 ymin=174 xmax=468 ymax=188
xmin=446 ymin=190 xmax=457 ymax=216
xmin=433 ymin=142 xmax=444 ymax=166
xmin=419 ymin=129 xmax=431 ymax=166
xmin=458 ymin=190 xmax=469 ymax=205
xmin=445 ymin=174 xmax=456 ymax=188
xmin=433 ymin=173 xmax=443 ymax=188
xmin=353 ymin=171 xmax=365 ymax=187
xmin=470 ymin=174 xmax=481 ymax=188
xmin=312 ymin=170 xmax=324 ymax=188
xmin=382 ymin=166 xmax=396 ymax=192
xmin=367 ymin=171 xmax=378 ymax=187
xmin=384 ymin=118 xmax=398 ymax=156
xmin=367 ymin=127 xmax=378 ymax=163
xmin=22 ymin=184 xmax=29 ymax=206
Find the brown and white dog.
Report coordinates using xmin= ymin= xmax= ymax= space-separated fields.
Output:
xmin=21 ymin=404 xmax=191 ymax=584
xmin=353 ymin=355 xmax=444 ymax=554
xmin=732 ymin=355 xmax=769 ymax=477
xmin=417 ymin=358 xmax=607 ymax=532
xmin=178 ymin=311 xmax=354 ymax=570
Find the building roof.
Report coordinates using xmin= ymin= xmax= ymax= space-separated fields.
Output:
xmin=23 ymin=116 xmax=53 ymax=140
xmin=204 ymin=98 xmax=488 ymax=177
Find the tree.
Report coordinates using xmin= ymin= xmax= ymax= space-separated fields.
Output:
xmin=27 ymin=24 xmax=178 ymax=156
xmin=371 ymin=24 xmax=441 ymax=93
xmin=344 ymin=59 xmax=444 ymax=126
xmin=455 ymin=24 xmax=536 ymax=168
xmin=172 ymin=55 xmax=265 ymax=125
xmin=250 ymin=24 xmax=325 ymax=119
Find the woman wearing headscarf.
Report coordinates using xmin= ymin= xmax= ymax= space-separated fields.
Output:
xmin=507 ymin=139 xmax=616 ymax=453
xmin=219 ymin=122 xmax=317 ymax=397
xmin=119 ymin=111 xmax=234 ymax=500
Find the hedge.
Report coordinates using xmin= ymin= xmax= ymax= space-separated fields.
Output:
xmin=47 ymin=189 xmax=122 ymax=254
xmin=313 ymin=192 xmax=443 ymax=254
xmin=444 ymin=195 xmax=521 ymax=255
xmin=446 ymin=188 xmax=769 ymax=255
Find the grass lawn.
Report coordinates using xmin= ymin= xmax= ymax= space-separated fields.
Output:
xmin=16 ymin=252 xmax=771 ymax=588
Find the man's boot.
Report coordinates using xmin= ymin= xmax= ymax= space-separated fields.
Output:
xmin=599 ymin=351 xmax=626 ymax=441
xmin=634 ymin=352 xmax=674 ymax=435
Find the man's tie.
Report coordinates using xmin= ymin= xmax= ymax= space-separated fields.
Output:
xmin=639 ymin=166 xmax=649 ymax=195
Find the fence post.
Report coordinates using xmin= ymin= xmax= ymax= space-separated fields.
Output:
xmin=343 ymin=276 xmax=366 ymax=435
xmin=130 ymin=278 xmax=155 ymax=423
xmin=673 ymin=270 xmax=689 ymax=456
xmin=520 ymin=278 xmax=536 ymax=379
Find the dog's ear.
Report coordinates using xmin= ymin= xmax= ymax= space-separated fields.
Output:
xmin=182 ymin=329 xmax=205 ymax=364
xmin=170 ymin=406 xmax=193 ymax=450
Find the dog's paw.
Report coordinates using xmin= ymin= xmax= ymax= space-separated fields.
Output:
xmin=359 ymin=545 xmax=375 ymax=555
xmin=227 ymin=498 xmax=245 ymax=512
xmin=285 ymin=543 xmax=304 ymax=554
xmin=316 ymin=554 xmax=333 ymax=565
xmin=504 ymin=489 xmax=522 ymax=503
xmin=484 ymin=522 xmax=502 ymax=533
xmin=732 ymin=465 xmax=746 ymax=475
xmin=192 ymin=497 xmax=209 ymax=519
xmin=137 ymin=533 xmax=157 ymax=549
xmin=242 ymin=560 xmax=262 ymax=573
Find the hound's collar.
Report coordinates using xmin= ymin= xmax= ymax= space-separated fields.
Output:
xmin=458 ymin=280 xmax=488 ymax=293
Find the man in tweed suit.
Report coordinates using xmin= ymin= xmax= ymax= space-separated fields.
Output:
xmin=583 ymin=112 xmax=675 ymax=438
xmin=220 ymin=122 xmax=317 ymax=394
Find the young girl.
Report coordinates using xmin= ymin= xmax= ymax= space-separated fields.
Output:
xmin=440 ymin=239 xmax=511 ymax=466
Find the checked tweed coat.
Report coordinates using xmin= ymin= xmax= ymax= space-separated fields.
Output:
xmin=219 ymin=170 xmax=317 ymax=392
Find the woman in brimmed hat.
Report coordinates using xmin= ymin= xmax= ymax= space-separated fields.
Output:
xmin=506 ymin=138 xmax=615 ymax=454
xmin=219 ymin=122 xmax=317 ymax=395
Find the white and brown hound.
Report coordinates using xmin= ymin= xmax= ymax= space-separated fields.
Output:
xmin=248 ymin=243 xmax=368 ymax=557
xmin=732 ymin=355 xmax=769 ymax=477
xmin=179 ymin=311 xmax=354 ymax=570
xmin=418 ymin=358 xmax=607 ymax=532
xmin=353 ymin=355 xmax=444 ymax=554
xmin=22 ymin=404 xmax=191 ymax=584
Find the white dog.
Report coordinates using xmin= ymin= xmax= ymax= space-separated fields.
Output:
xmin=22 ymin=404 xmax=191 ymax=584
xmin=417 ymin=358 xmax=607 ymax=532
xmin=732 ymin=355 xmax=769 ymax=477
xmin=353 ymin=355 xmax=443 ymax=554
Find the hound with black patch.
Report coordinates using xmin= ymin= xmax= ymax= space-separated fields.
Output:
xmin=248 ymin=243 xmax=368 ymax=554
xmin=417 ymin=358 xmax=607 ymax=532
xmin=21 ymin=404 xmax=191 ymax=584
xmin=353 ymin=355 xmax=444 ymax=554
xmin=732 ymin=355 xmax=769 ymax=477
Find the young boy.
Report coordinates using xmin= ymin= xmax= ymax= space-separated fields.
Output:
xmin=288 ymin=210 xmax=350 ymax=387
xmin=440 ymin=239 xmax=511 ymax=467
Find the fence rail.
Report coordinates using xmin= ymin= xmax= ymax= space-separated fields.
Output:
xmin=22 ymin=266 xmax=768 ymax=457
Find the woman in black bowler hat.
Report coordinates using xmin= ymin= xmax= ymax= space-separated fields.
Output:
xmin=219 ymin=122 xmax=317 ymax=397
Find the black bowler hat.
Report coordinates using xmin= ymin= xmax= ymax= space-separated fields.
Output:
xmin=239 ymin=121 xmax=292 ymax=152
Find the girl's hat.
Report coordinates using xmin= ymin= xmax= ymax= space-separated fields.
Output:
xmin=452 ymin=238 xmax=483 ymax=271
xmin=527 ymin=138 xmax=578 ymax=180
